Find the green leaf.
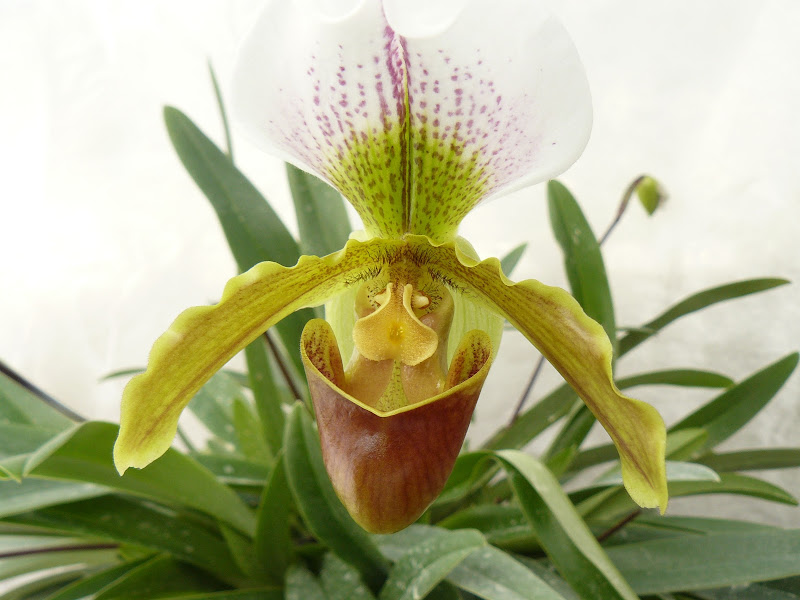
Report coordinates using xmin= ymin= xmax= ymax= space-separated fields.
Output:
xmin=0 ymin=571 xmax=84 ymax=600
xmin=494 ymin=450 xmax=638 ymax=600
xmin=700 ymin=448 xmax=800 ymax=472
xmin=499 ymin=243 xmax=527 ymax=277
xmin=570 ymin=428 xmax=708 ymax=474
xmin=320 ymin=553 xmax=377 ymax=600
xmin=670 ymin=353 xmax=798 ymax=449
xmin=691 ymin=585 xmax=800 ymax=600
xmin=0 ymin=478 xmax=106 ymax=518
xmin=156 ymin=592 xmax=283 ymax=600
xmin=0 ymin=548 xmax=117 ymax=582
xmin=254 ymin=454 xmax=292 ymax=585
xmin=615 ymin=369 xmax=734 ymax=389
xmin=631 ymin=514 xmax=779 ymax=537
xmin=244 ymin=337 xmax=285 ymax=458
xmin=208 ymin=62 xmax=233 ymax=160
xmin=377 ymin=529 xmax=484 ymax=600
xmin=23 ymin=422 xmax=256 ymax=537
xmin=163 ymin=106 xmax=299 ymax=271
xmin=485 ymin=366 xmax=726 ymax=456
xmin=39 ymin=559 xmax=151 ymax=600
xmin=618 ymin=278 xmax=790 ymax=356
xmin=606 ymin=530 xmax=800 ymax=594
xmin=232 ymin=397 xmax=269 ymax=462
xmin=484 ymin=384 xmax=576 ymax=451
xmin=0 ymin=372 xmax=73 ymax=430
xmin=287 ymin=164 xmax=352 ymax=258
xmin=449 ymin=546 xmax=566 ymax=600
xmin=286 ymin=563 xmax=328 ymax=600
xmin=190 ymin=453 xmax=269 ymax=486
xmin=438 ymin=504 xmax=534 ymax=551
xmin=547 ymin=180 xmax=616 ymax=347
xmin=219 ymin=523 xmax=259 ymax=581
xmin=579 ymin=472 xmax=797 ymax=523
xmin=163 ymin=105 xmax=311 ymax=375
xmin=187 ymin=372 xmax=242 ymax=445
xmin=5 ymin=495 xmax=245 ymax=585
xmin=378 ymin=525 xmax=571 ymax=600
xmin=284 ymin=404 xmax=388 ymax=591
xmin=92 ymin=554 xmax=223 ymax=600
xmin=592 ymin=460 xmax=720 ymax=487
xmin=435 ymin=452 xmax=495 ymax=507
xmin=544 ymin=404 xmax=595 ymax=463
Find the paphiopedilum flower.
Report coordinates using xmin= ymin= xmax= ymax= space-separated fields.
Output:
xmin=114 ymin=0 xmax=667 ymax=533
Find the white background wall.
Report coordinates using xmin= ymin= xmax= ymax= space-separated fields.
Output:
xmin=1 ymin=1 xmax=799 ymax=525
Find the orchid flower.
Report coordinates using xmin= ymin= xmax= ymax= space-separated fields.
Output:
xmin=114 ymin=0 xmax=667 ymax=533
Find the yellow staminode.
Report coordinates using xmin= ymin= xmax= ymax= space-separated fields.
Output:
xmin=352 ymin=283 xmax=439 ymax=366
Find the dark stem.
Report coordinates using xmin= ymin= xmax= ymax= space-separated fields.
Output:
xmin=263 ymin=331 xmax=304 ymax=401
xmin=597 ymin=175 xmax=647 ymax=246
xmin=0 ymin=359 xmax=86 ymax=422
xmin=596 ymin=509 xmax=641 ymax=543
xmin=508 ymin=355 xmax=546 ymax=425
xmin=0 ymin=543 xmax=118 ymax=560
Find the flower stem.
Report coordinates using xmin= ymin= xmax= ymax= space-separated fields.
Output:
xmin=596 ymin=509 xmax=641 ymax=543
xmin=508 ymin=355 xmax=546 ymax=424
xmin=597 ymin=175 xmax=647 ymax=246
xmin=264 ymin=331 xmax=304 ymax=401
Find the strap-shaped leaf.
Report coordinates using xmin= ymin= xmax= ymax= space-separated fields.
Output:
xmin=494 ymin=450 xmax=639 ymax=600
xmin=244 ymin=338 xmax=285 ymax=458
xmin=287 ymin=164 xmax=352 ymax=258
xmin=91 ymin=555 xmax=222 ymax=599
xmin=164 ymin=105 xmax=312 ymax=376
xmin=376 ymin=525 xmax=563 ymax=600
xmin=25 ymin=422 xmax=255 ymax=537
xmin=618 ymin=278 xmax=789 ymax=356
xmin=606 ymin=530 xmax=800 ymax=595
xmin=286 ymin=564 xmax=327 ymax=600
xmin=499 ymin=243 xmax=528 ymax=277
xmin=378 ymin=529 xmax=485 ymax=600
xmin=0 ymin=478 xmax=106 ymax=519
xmin=700 ymin=448 xmax=800 ymax=472
xmin=114 ymin=238 xmax=386 ymax=473
xmin=5 ymin=495 xmax=245 ymax=586
xmin=254 ymin=454 xmax=292 ymax=585
xmin=547 ymin=180 xmax=616 ymax=347
xmin=670 ymin=353 xmax=798 ymax=450
xmin=38 ymin=559 xmax=150 ymax=600
xmin=421 ymin=238 xmax=666 ymax=512
xmin=615 ymin=368 xmax=734 ymax=389
xmin=320 ymin=553 xmax=377 ymax=600
xmin=579 ymin=472 xmax=797 ymax=524
xmin=570 ymin=427 xmax=708 ymax=473
xmin=0 ymin=370 xmax=73 ymax=430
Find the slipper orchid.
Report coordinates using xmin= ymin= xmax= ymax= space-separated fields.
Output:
xmin=114 ymin=0 xmax=667 ymax=533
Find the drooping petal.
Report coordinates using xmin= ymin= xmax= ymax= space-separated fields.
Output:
xmin=232 ymin=0 xmax=591 ymax=241
xmin=415 ymin=236 xmax=668 ymax=513
xmin=301 ymin=318 xmax=493 ymax=533
xmin=114 ymin=238 xmax=395 ymax=474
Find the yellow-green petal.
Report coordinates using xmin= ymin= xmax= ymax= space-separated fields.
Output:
xmin=114 ymin=238 xmax=393 ymax=474
xmin=416 ymin=236 xmax=668 ymax=513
